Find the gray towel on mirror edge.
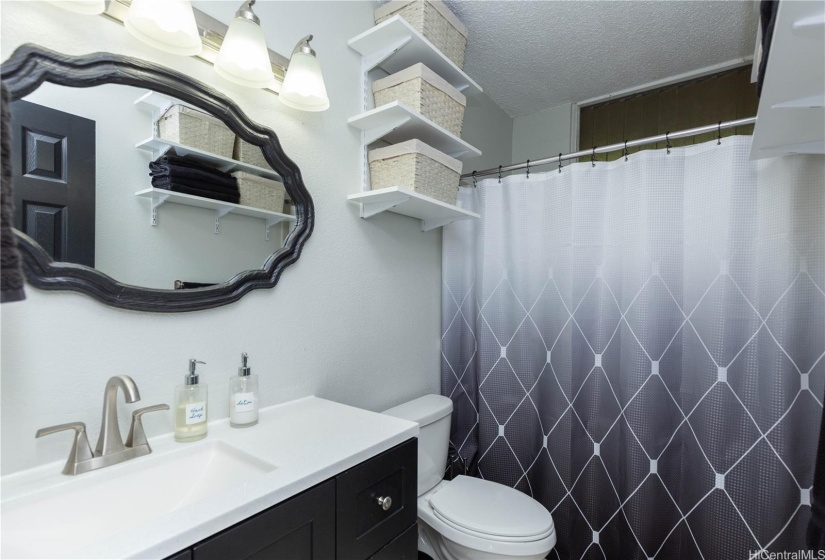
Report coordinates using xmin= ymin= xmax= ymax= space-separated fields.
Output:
xmin=1 ymin=84 xmax=26 ymax=303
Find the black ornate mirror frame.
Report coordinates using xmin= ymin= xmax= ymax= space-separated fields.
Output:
xmin=1 ymin=44 xmax=314 ymax=312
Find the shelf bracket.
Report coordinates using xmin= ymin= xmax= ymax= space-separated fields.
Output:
xmin=214 ymin=206 xmax=232 ymax=234
xmin=150 ymin=194 xmax=170 ymax=226
xmin=421 ymin=216 xmax=471 ymax=232
xmin=363 ymin=115 xmax=412 ymax=145
xmin=265 ymin=216 xmax=288 ymax=241
xmin=364 ymin=36 xmax=412 ymax=70
xmin=360 ymin=196 xmax=410 ymax=219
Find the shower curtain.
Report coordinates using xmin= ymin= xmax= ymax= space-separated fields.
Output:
xmin=441 ymin=136 xmax=825 ymax=559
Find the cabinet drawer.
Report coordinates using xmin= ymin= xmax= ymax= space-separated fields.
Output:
xmin=368 ymin=523 xmax=418 ymax=560
xmin=192 ymin=479 xmax=335 ymax=560
xmin=336 ymin=438 xmax=417 ymax=559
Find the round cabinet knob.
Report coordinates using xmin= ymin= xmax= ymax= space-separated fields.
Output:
xmin=376 ymin=496 xmax=392 ymax=511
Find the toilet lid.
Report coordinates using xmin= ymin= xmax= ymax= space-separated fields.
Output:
xmin=428 ymin=476 xmax=554 ymax=540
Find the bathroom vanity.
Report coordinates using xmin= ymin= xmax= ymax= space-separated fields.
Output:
xmin=167 ymin=439 xmax=418 ymax=560
xmin=0 ymin=397 xmax=419 ymax=559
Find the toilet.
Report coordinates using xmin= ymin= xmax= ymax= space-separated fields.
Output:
xmin=383 ymin=395 xmax=556 ymax=560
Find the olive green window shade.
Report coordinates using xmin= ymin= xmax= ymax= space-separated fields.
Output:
xmin=578 ymin=66 xmax=758 ymax=162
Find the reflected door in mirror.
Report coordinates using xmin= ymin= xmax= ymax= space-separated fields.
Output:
xmin=11 ymin=100 xmax=96 ymax=267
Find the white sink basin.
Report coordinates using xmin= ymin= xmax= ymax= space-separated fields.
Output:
xmin=1 ymin=440 xmax=276 ymax=559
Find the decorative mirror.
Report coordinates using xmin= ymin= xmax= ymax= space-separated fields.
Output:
xmin=1 ymin=45 xmax=314 ymax=312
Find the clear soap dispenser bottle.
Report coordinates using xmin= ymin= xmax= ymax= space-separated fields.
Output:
xmin=229 ymin=353 xmax=258 ymax=428
xmin=175 ymin=359 xmax=208 ymax=442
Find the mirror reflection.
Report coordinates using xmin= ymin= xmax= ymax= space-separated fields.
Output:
xmin=10 ymin=83 xmax=295 ymax=290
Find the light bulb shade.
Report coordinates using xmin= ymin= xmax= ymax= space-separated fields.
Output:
xmin=280 ymin=51 xmax=330 ymax=112
xmin=125 ymin=0 xmax=202 ymax=56
xmin=214 ymin=17 xmax=274 ymax=89
xmin=46 ymin=0 xmax=106 ymax=15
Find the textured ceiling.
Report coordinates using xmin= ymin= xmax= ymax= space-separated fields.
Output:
xmin=441 ymin=1 xmax=759 ymax=116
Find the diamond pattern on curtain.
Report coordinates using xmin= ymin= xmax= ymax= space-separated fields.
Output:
xmin=441 ymin=136 xmax=825 ymax=559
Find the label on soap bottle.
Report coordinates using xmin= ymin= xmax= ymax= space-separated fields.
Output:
xmin=234 ymin=392 xmax=256 ymax=413
xmin=186 ymin=402 xmax=206 ymax=424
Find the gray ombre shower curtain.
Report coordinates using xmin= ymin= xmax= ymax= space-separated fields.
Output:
xmin=441 ymin=136 xmax=825 ymax=559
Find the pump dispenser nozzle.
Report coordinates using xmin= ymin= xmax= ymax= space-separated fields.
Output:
xmin=187 ymin=359 xmax=206 ymax=385
xmin=238 ymin=353 xmax=251 ymax=377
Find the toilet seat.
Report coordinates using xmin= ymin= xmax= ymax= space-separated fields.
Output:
xmin=432 ymin=510 xmax=555 ymax=543
xmin=418 ymin=479 xmax=557 ymax=559
xmin=428 ymin=476 xmax=555 ymax=541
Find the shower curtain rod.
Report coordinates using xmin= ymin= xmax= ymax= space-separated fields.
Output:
xmin=460 ymin=116 xmax=757 ymax=181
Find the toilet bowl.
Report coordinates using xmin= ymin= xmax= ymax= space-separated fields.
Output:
xmin=383 ymin=395 xmax=556 ymax=560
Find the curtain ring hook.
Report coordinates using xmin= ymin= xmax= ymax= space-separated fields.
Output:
xmin=623 ymin=140 xmax=629 ymax=162
xmin=498 ymin=165 xmax=502 ymax=183
xmin=717 ymin=121 xmax=722 ymax=145
xmin=666 ymin=132 xmax=671 ymax=155
xmin=591 ymin=146 xmax=597 ymax=167
xmin=472 ymin=170 xmax=477 ymax=188
xmin=526 ymin=159 xmax=530 ymax=179
xmin=558 ymin=153 xmax=563 ymax=173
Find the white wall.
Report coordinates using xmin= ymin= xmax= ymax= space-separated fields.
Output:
xmin=461 ymin=92 xmax=514 ymax=174
xmin=511 ymin=102 xmax=575 ymax=165
xmin=0 ymin=0 xmax=458 ymax=475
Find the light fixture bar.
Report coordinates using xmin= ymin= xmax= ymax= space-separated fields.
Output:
xmin=101 ymin=0 xmax=289 ymax=94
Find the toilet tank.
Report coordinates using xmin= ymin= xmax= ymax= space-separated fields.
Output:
xmin=383 ymin=394 xmax=453 ymax=496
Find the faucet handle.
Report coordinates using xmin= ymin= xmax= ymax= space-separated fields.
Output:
xmin=35 ymin=422 xmax=94 ymax=475
xmin=126 ymin=404 xmax=170 ymax=450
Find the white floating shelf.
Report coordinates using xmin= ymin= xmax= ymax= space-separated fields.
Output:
xmin=348 ymin=101 xmax=481 ymax=161
xmin=135 ymin=136 xmax=281 ymax=181
xmin=348 ymin=15 xmax=482 ymax=96
xmin=348 ymin=187 xmax=478 ymax=231
xmin=135 ymin=187 xmax=295 ymax=239
xmin=134 ymin=90 xmax=191 ymax=121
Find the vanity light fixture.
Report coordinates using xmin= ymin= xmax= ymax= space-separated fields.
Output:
xmin=280 ymin=35 xmax=330 ymax=112
xmin=214 ymin=0 xmax=275 ymax=89
xmin=46 ymin=0 xmax=106 ymax=15
xmin=79 ymin=0 xmax=326 ymax=110
xmin=124 ymin=0 xmax=202 ymax=56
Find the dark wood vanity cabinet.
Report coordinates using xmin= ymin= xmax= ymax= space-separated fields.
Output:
xmin=192 ymin=480 xmax=336 ymax=559
xmin=168 ymin=438 xmax=417 ymax=560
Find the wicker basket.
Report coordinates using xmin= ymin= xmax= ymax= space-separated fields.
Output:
xmin=373 ymin=63 xmax=466 ymax=136
xmin=369 ymin=139 xmax=462 ymax=205
xmin=232 ymin=171 xmax=285 ymax=213
xmin=158 ymin=105 xmax=235 ymax=158
xmin=233 ymin=138 xmax=270 ymax=169
xmin=375 ymin=0 xmax=468 ymax=69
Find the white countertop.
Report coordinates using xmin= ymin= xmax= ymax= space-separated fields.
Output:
xmin=0 ymin=396 xmax=419 ymax=559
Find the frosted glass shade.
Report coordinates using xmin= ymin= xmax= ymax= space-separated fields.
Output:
xmin=46 ymin=1 xmax=106 ymax=15
xmin=214 ymin=17 xmax=274 ymax=89
xmin=280 ymin=51 xmax=330 ymax=112
xmin=125 ymin=0 xmax=202 ymax=57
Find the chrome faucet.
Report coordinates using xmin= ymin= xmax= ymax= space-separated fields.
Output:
xmin=36 ymin=375 xmax=169 ymax=475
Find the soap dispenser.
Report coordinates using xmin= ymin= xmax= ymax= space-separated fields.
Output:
xmin=229 ymin=353 xmax=258 ymax=428
xmin=175 ymin=359 xmax=209 ymax=442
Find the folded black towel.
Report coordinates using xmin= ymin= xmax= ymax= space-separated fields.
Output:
xmin=156 ymin=154 xmax=234 ymax=175
xmin=1 ymin=84 xmax=26 ymax=303
xmin=149 ymin=165 xmax=239 ymax=190
xmin=153 ymin=180 xmax=240 ymax=204
xmin=152 ymin=175 xmax=239 ymax=196
xmin=149 ymin=156 xmax=237 ymax=189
